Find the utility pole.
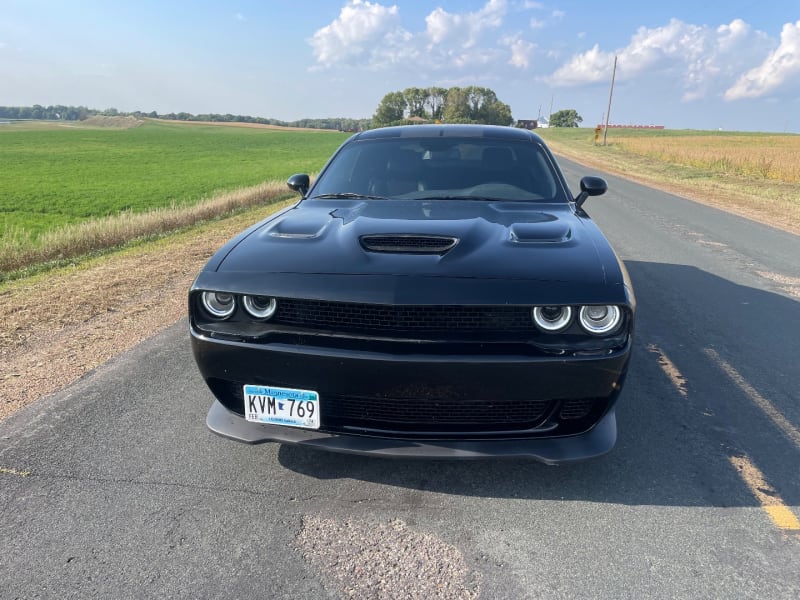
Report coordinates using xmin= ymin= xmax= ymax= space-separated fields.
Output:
xmin=548 ymin=95 xmax=554 ymax=125
xmin=603 ymin=55 xmax=617 ymax=146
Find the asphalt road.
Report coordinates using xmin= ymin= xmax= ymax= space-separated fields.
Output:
xmin=2 ymin=158 xmax=799 ymax=599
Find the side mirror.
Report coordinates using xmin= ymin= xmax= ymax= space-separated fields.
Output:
xmin=574 ymin=176 xmax=607 ymax=209
xmin=287 ymin=173 xmax=310 ymax=196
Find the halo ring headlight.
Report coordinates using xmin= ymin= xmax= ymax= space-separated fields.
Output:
xmin=201 ymin=291 xmax=236 ymax=319
xmin=579 ymin=305 xmax=622 ymax=335
xmin=242 ymin=295 xmax=277 ymax=320
xmin=532 ymin=306 xmax=573 ymax=332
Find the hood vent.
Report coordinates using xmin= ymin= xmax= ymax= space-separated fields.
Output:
xmin=360 ymin=234 xmax=458 ymax=254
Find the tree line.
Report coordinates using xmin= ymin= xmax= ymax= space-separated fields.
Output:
xmin=0 ymin=105 xmax=370 ymax=132
xmin=1 ymin=100 xmax=582 ymax=130
xmin=372 ymin=86 xmax=513 ymax=127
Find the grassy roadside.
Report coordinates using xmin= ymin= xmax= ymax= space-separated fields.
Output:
xmin=0 ymin=197 xmax=296 ymax=420
xmin=538 ymin=128 xmax=800 ymax=236
xmin=0 ymin=180 xmax=294 ymax=278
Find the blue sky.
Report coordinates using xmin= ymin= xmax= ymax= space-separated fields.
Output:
xmin=1 ymin=0 xmax=799 ymax=131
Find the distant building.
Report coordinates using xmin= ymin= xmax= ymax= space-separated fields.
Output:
xmin=516 ymin=119 xmax=539 ymax=130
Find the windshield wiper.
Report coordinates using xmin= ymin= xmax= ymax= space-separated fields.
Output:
xmin=310 ymin=193 xmax=387 ymax=200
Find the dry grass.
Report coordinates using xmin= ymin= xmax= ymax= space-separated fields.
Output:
xmin=539 ymin=130 xmax=800 ymax=236
xmin=616 ymin=135 xmax=800 ymax=183
xmin=0 ymin=181 xmax=290 ymax=273
xmin=80 ymin=115 xmax=144 ymax=128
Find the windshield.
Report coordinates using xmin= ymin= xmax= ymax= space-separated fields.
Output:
xmin=310 ymin=137 xmax=568 ymax=203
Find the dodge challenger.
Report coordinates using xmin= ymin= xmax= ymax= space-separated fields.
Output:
xmin=189 ymin=124 xmax=635 ymax=463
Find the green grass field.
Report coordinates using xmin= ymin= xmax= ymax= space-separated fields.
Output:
xmin=1 ymin=120 xmax=348 ymax=239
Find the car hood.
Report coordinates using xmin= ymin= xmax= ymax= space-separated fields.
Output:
xmin=216 ymin=199 xmax=612 ymax=284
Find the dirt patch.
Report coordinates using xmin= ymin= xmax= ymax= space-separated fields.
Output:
xmin=0 ymin=202 xmax=291 ymax=421
xmin=296 ymin=515 xmax=481 ymax=599
xmin=81 ymin=115 xmax=144 ymax=128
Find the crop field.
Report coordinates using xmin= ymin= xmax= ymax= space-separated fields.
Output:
xmin=0 ymin=120 xmax=348 ymax=239
xmin=539 ymin=127 xmax=800 ymax=234
xmin=541 ymin=127 xmax=800 ymax=182
xmin=612 ymin=133 xmax=799 ymax=183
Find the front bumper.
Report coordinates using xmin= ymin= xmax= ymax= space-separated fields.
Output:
xmin=192 ymin=327 xmax=631 ymax=463
xmin=206 ymin=399 xmax=617 ymax=464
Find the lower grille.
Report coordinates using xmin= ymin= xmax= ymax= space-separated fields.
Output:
xmin=322 ymin=394 xmax=550 ymax=433
xmin=559 ymin=398 xmax=595 ymax=420
xmin=208 ymin=378 xmax=605 ymax=438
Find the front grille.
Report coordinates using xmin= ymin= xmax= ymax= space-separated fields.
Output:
xmin=360 ymin=234 xmax=457 ymax=254
xmin=322 ymin=394 xmax=550 ymax=433
xmin=274 ymin=299 xmax=533 ymax=335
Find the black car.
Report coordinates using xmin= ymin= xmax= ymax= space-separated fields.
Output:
xmin=189 ymin=124 xmax=635 ymax=464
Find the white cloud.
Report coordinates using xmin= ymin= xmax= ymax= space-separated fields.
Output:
xmin=309 ymin=0 xmax=408 ymax=68
xmin=309 ymin=0 xmax=535 ymax=73
xmin=501 ymin=34 xmax=536 ymax=68
xmin=548 ymin=18 xmax=773 ymax=101
xmin=725 ymin=20 xmax=800 ymax=100
xmin=425 ymin=0 xmax=507 ymax=48
xmin=529 ymin=18 xmax=545 ymax=30
xmin=717 ymin=18 xmax=750 ymax=51
xmin=548 ymin=43 xmax=613 ymax=85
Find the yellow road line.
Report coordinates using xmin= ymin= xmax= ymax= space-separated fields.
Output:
xmin=0 ymin=466 xmax=32 ymax=477
xmin=704 ymin=348 xmax=800 ymax=449
xmin=647 ymin=344 xmax=688 ymax=397
xmin=729 ymin=455 xmax=800 ymax=531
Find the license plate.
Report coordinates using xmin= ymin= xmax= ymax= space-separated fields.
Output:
xmin=242 ymin=385 xmax=320 ymax=429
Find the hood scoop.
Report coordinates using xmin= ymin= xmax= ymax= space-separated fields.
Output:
xmin=360 ymin=234 xmax=459 ymax=254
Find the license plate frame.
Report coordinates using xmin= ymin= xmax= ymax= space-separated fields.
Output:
xmin=242 ymin=384 xmax=320 ymax=429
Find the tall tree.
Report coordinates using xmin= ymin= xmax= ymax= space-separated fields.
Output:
xmin=550 ymin=109 xmax=583 ymax=127
xmin=425 ymin=87 xmax=447 ymax=120
xmin=403 ymin=87 xmax=428 ymax=118
xmin=372 ymin=91 xmax=408 ymax=127
xmin=442 ymin=87 xmax=471 ymax=123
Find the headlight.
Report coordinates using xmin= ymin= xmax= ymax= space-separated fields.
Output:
xmin=532 ymin=306 xmax=573 ymax=332
xmin=201 ymin=291 xmax=236 ymax=319
xmin=579 ymin=305 xmax=622 ymax=335
xmin=242 ymin=295 xmax=277 ymax=320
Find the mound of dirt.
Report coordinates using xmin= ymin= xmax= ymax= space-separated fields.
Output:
xmin=81 ymin=115 xmax=143 ymax=128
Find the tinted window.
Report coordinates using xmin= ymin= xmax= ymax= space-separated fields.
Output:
xmin=311 ymin=137 xmax=566 ymax=202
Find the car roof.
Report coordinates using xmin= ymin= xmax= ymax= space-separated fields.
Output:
xmin=351 ymin=124 xmax=545 ymax=144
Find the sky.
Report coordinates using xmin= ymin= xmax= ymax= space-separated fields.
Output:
xmin=1 ymin=0 xmax=799 ymax=131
